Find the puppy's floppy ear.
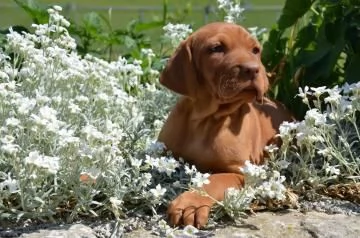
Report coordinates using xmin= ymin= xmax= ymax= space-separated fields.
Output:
xmin=160 ymin=38 xmax=197 ymax=97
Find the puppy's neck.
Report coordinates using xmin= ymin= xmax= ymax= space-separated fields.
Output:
xmin=190 ymin=98 xmax=218 ymax=120
xmin=190 ymin=96 xmax=251 ymax=120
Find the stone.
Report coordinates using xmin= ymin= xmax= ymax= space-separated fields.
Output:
xmin=19 ymin=224 xmax=96 ymax=238
xmin=212 ymin=211 xmax=360 ymax=238
xmin=3 ymin=209 xmax=360 ymax=238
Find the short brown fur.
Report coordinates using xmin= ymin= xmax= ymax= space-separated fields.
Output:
xmin=158 ymin=22 xmax=293 ymax=228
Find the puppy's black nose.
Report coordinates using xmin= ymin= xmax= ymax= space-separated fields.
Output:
xmin=239 ymin=63 xmax=259 ymax=80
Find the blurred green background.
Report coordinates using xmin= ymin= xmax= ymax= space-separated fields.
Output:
xmin=1 ymin=0 xmax=285 ymax=29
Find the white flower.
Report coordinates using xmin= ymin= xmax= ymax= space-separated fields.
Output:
xmin=324 ymin=86 xmax=342 ymax=105
xmin=257 ymin=180 xmax=286 ymax=201
xmin=342 ymin=82 xmax=360 ymax=95
xmin=140 ymin=173 xmax=152 ymax=187
xmin=297 ymin=86 xmax=309 ymax=104
xmin=278 ymin=121 xmax=299 ymax=137
xmin=185 ymin=164 xmax=197 ymax=175
xmin=1 ymin=143 xmax=19 ymax=155
xmin=1 ymin=135 xmax=19 ymax=155
xmin=36 ymin=94 xmax=51 ymax=104
xmin=0 ymin=173 xmax=19 ymax=193
xmin=264 ymin=144 xmax=279 ymax=153
xmin=240 ymin=160 xmax=267 ymax=179
xmin=217 ymin=0 xmax=245 ymax=23
xmin=149 ymin=69 xmax=159 ymax=77
xmin=163 ymin=23 xmax=192 ymax=47
xmin=146 ymin=141 xmax=166 ymax=155
xmin=217 ymin=0 xmax=232 ymax=9
xmin=109 ymin=197 xmax=123 ymax=207
xmin=310 ymin=86 xmax=327 ymax=98
xmin=248 ymin=26 xmax=267 ymax=38
xmin=256 ymin=171 xmax=286 ymax=201
xmin=15 ymin=97 xmax=36 ymax=115
xmin=75 ymin=95 xmax=89 ymax=104
xmin=305 ymin=108 xmax=326 ymax=126
xmin=144 ymin=155 xmax=159 ymax=168
xmin=47 ymin=9 xmax=55 ymax=15
xmin=24 ymin=151 xmax=60 ymax=174
xmin=191 ymin=172 xmax=210 ymax=188
xmin=39 ymin=106 xmax=58 ymax=121
xmin=5 ymin=117 xmax=21 ymax=127
xmin=68 ymin=102 xmax=81 ymax=114
xmin=0 ymin=71 xmax=9 ymax=80
xmin=144 ymin=156 xmax=179 ymax=177
xmin=131 ymin=158 xmax=142 ymax=168
xmin=57 ymin=128 xmax=79 ymax=146
xmin=82 ymin=125 xmax=105 ymax=141
xmin=31 ymin=106 xmax=64 ymax=133
xmin=224 ymin=187 xmax=255 ymax=211
xmin=324 ymin=163 xmax=340 ymax=176
xmin=157 ymin=157 xmax=180 ymax=176
xmin=317 ymin=148 xmax=332 ymax=158
xmin=96 ymin=92 xmax=109 ymax=102
xmin=295 ymin=121 xmax=311 ymax=144
xmin=53 ymin=5 xmax=63 ymax=12
xmin=0 ymin=135 xmax=15 ymax=144
xmin=150 ymin=184 xmax=166 ymax=199
xmin=141 ymin=48 xmax=155 ymax=58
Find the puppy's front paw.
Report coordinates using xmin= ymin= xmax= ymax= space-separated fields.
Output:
xmin=167 ymin=191 xmax=214 ymax=228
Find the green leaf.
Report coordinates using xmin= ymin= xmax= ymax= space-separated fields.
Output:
xmin=300 ymin=40 xmax=344 ymax=87
xmin=134 ymin=21 xmax=164 ymax=32
xmin=295 ymin=42 xmax=332 ymax=67
xmin=325 ymin=20 xmax=345 ymax=44
xmin=83 ymin=12 xmax=103 ymax=30
xmin=294 ymin=24 xmax=318 ymax=49
xmin=295 ymin=20 xmax=346 ymax=86
xmin=345 ymin=53 xmax=360 ymax=84
xmin=262 ymin=27 xmax=286 ymax=65
xmin=278 ymin=0 xmax=315 ymax=30
xmin=13 ymin=0 xmax=48 ymax=24
xmin=0 ymin=213 xmax=12 ymax=219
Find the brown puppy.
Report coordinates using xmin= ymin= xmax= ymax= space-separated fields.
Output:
xmin=158 ymin=22 xmax=293 ymax=228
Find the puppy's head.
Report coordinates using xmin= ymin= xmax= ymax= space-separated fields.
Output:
xmin=160 ymin=22 xmax=269 ymax=103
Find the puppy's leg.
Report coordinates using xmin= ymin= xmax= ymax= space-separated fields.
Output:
xmin=167 ymin=173 xmax=244 ymax=228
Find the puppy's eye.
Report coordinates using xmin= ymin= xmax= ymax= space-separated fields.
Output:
xmin=209 ymin=44 xmax=224 ymax=53
xmin=252 ymin=47 xmax=260 ymax=54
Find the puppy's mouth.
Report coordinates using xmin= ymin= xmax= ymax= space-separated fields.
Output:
xmin=245 ymin=87 xmax=264 ymax=103
xmin=218 ymin=75 xmax=263 ymax=103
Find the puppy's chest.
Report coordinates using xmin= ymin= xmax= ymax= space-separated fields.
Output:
xmin=182 ymin=117 xmax=250 ymax=170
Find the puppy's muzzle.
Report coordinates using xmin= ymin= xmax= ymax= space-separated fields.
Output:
xmin=237 ymin=63 xmax=259 ymax=81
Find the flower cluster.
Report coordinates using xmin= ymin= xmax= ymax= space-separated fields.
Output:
xmin=163 ymin=23 xmax=193 ymax=48
xmin=185 ymin=165 xmax=210 ymax=188
xmin=220 ymin=161 xmax=286 ymax=219
xmin=217 ymin=0 xmax=245 ymax=23
xmin=0 ymin=6 xmax=188 ymax=221
xmin=272 ymin=83 xmax=360 ymax=186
